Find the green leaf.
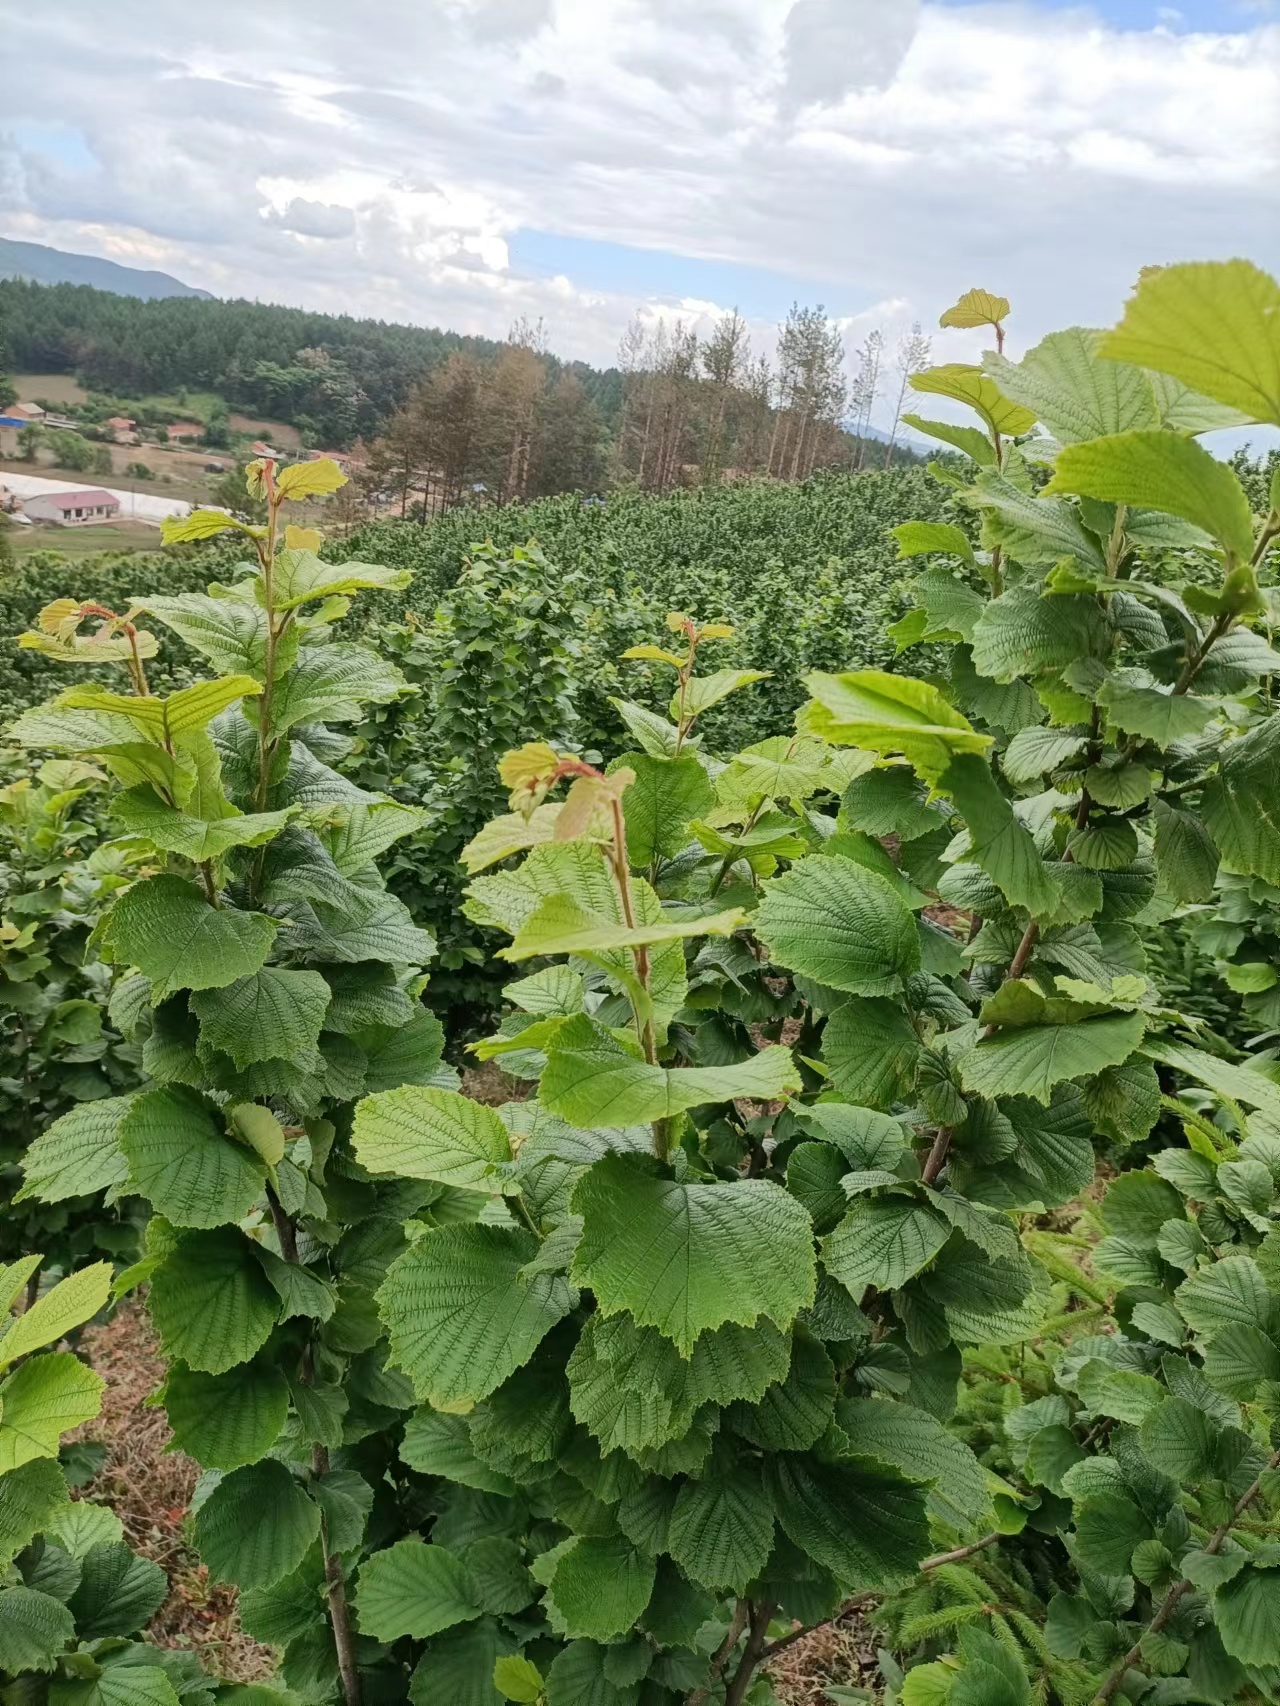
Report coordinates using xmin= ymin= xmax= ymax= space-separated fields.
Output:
xmin=960 ymin=1011 xmax=1145 ymax=1105
xmin=112 ymin=789 xmax=292 ymax=863
xmin=380 ymin=1224 xmax=573 ymax=1410
xmin=892 ymin=522 xmax=976 ymax=566
xmin=839 ymin=1397 xmax=992 ymax=1535
xmin=767 ymin=1454 xmax=930 ymax=1588
xmin=105 ymin=877 xmax=276 ymax=1003
xmin=0 ymin=1355 xmax=104 ymax=1474
xmin=1065 ymin=817 xmax=1139 ymax=872
xmin=501 ymin=893 xmax=744 ymax=962
xmin=727 ymin=1335 xmax=836 ymax=1451
xmin=902 ymin=413 xmax=998 ymax=465
xmin=1177 ymin=1255 xmax=1272 ymax=1335
xmin=355 ymin=1538 xmax=481 ymax=1641
xmin=1203 ymin=1324 xmax=1280 ymax=1399
xmin=1046 ymin=431 xmax=1255 ymax=562
xmin=118 ymin=1087 xmax=264 ymax=1229
xmin=801 ymin=671 xmax=991 ymax=784
xmin=1153 ymin=799 xmax=1220 ymax=902
xmin=1100 ymin=259 xmax=1280 ymax=427
xmin=18 ymin=1097 xmax=134 ymax=1205
xmin=409 ymin=1618 xmax=516 ymax=1706
xmin=188 ymin=969 xmax=330 ymax=1069
xmin=821 ymin=1200 xmax=950 ymax=1296
xmin=1101 ymin=1169 xmax=1184 ymax=1241
xmin=66 ymin=1541 xmax=167 ymax=1638
xmin=1002 ymin=726 xmax=1089 ymax=787
xmin=984 ymin=327 xmax=1158 ymax=443
xmin=910 ymin=365 xmax=1038 ymax=438
xmin=162 ymin=1361 xmax=289 ymax=1470
xmin=1214 ymin=1565 xmax=1280 ymax=1666
xmin=821 ymin=998 xmax=922 ymax=1109
xmin=1073 ymin=1492 xmax=1152 ymax=1576
xmin=400 ymin=1411 xmax=517 ymax=1495
xmin=571 ymin=1154 xmax=816 ymax=1355
xmin=0 ymin=1461 xmax=72 ymax=1564
xmin=142 ymin=593 xmax=270 ymax=678
xmin=52 ymin=1664 xmax=182 ymax=1706
xmin=539 ymin=1016 xmax=799 ymax=1127
xmin=939 ymin=752 xmax=1060 ymax=916
xmin=353 ymin=1086 xmax=512 ymax=1191
xmin=148 ymin=1229 xmax=279 ymax=1375
xmin=969 ymin=587 xmax=1109 ymax=686
xmin=545 ymin=1536 xmax=655 ymax=1643
xmin=675 ymin=668 xmax=770 ymax=719
xmin=1138 ymin=1396 xmax=1217 ymax=1481
xmin=616 ymin=753 xmax=713 ymax=865
xmin=755 ymin=857 xmax=920 ymax=997
xmin=192 ymin=1460 xmax=321 ymax=1589
xmin=0 ymin=1585 xmax=75 ymax=1673
xmin=271 ymin=645 xmax=408 ymax=731
xmin=320 ymin=799 xmax=425 ymax=873
xmin=1096 ymin=678 xmax=1217 ymax=745
xmin=0 ymin=1264 xmax=111 ymax=1367
xmin=667 ymin=1465 xmax=775 ymax=1592
xmin=920 ymin=1243 xmax=1043 ymax=1344
xmin=961 ymin=472 xmax=1108 ymax=576
xmin=1203 ymin=718 xmax=1280 ymax=885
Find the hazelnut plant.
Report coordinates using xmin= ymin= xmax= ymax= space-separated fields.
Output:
xmin=10 ymin=257 xmax=1280 ymax=1706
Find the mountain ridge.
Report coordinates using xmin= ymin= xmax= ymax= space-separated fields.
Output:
xmin=0 ymin=238 xmax=211 ymax=301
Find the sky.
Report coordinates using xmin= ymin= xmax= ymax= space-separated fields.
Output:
xmin=1 ymin=0 xmax=1278 ymax=421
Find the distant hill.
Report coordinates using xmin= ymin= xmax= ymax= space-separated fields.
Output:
xmin=0 ymin=238 xmax=211 ymax=301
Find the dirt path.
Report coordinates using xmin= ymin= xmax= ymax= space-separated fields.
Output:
xmin=77 ymin=1301 xmax=274 ymax=1683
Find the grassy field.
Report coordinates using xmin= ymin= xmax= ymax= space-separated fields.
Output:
xmin=11 ymin=372 xmax=91 ymax=406
xmin=8 ymin=519 xmax=162 ymax=559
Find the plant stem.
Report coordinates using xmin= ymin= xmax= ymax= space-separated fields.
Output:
xmin=755 ymin=1532 xmax=1003 ymax=1667
xmin=724 ymin=1599 xmax=776 ymax=1706
xmin=1089 ymin=1449 xmax=1280 ymax=1706
xmin=686 ymin=1601 xmax=749 ymax=1706
xmin=315 ymin=1472 xmax=361 ymax=1706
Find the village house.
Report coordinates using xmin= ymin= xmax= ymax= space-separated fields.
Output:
xmin=23 ymin=487 xmax=121 ymax=526
xmin=165 ymin=421 xmax=204 ymax=442
xmin=103 ymin=415 xmax=139 ymax=444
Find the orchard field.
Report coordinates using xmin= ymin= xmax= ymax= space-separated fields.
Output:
xmin=1 ymin=261 xmax=1280 ymax=1706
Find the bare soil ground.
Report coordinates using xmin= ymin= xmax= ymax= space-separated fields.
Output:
xmin=76 ymin=1302 xmax=275 ymax=1683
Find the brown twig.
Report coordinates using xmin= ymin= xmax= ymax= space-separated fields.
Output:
xmin=725 ymin=1599 xmax=777 ymax=1706
xmin=686 ymin=1600 xmax=749 ymax=1706
xmin=1089 ymin=1450 xmax=1280 ymax=1705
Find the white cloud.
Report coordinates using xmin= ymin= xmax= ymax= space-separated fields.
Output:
xmin=0 ymin=0 xmax=1275 ymax=380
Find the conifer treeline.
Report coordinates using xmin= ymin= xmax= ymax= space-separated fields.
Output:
xmin=0 ymin=278 xmax=931 ymax=507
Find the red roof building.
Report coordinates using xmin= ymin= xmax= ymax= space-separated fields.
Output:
xmin=23 ymin=488 xmax=121 ymax=526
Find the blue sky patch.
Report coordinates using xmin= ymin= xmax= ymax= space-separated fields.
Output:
xmin=934 ymin=0 xmax=1272 ymax=28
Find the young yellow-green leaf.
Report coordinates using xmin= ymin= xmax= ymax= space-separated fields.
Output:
xmin=984 ymin=328 xmax=1158 ymax=444
xmin=940 ymin=288 xmax=1011 ymax=331
xmin=275 ymin=458 xmax=347 ymax=500
xmin=461 ymin=805 xmax=565 ymax=875
xmin=910 ymin=365 xmax=1038 ymax=439
xmin=1046 ymin=431 xmax=1255 ymax=562
xmin=755 ymin=857 xmax=920 ymax=997
xmin=379 ymin=1225 xmax=573 ymax=1410
xmin=0 ymin=1354 xmax=105 ymax=1474
xmin=902 ymin=413 xmax=998 ymax=465
xmin=161 ymin=508 xmax=260 ymax=545
xmin=570 ymin=1154 xmax=816 ymax=1355
xmin=192 ymin=1459 xmax=321 ymax=1589
xmin=492 ymin=1655 xmax=545 ymax=1704
xmin=960 ymin=1012 xmax=1146 ymax=1105
xmin=0 ymin=1264 xmax=111 ymax=1368
xmin=162 ymin=1362 xmax=289 ymax=1471
xmin=270 ymin=550 xmax=412 ymax=611
xmin=352 ymin=1086 xmax=512 ymax=1191
xmin=354 ymin=1539 xmax=481 ymax=1642
xmin=105 ymin=876 xmax=277 ymax=1003
xmin=500 ymin=894 xmax=746 ymax=963
xmin=539 ymin=1016 xmax=800 ymax=1127
xmin=1100 ymin=259 xmax=1280 ymax=426
xmin=148 ymin=1229 xmax=280 ymax=1375
xmin=18 ymin=1097 xmax=133 ymax=1204
xmin=801 ymin=670 xmax=991 ymax=784
xmin=0 ymin=1259 xmax=43 ymax=1317
xmin=190 ymin=968 xmax=331 ymax=1068
xmin=118 ymin=1088 xmax=265 ymax=1229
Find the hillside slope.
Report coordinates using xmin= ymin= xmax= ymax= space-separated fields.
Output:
xmin=0 ymin=237 xmax=211 ymax=300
